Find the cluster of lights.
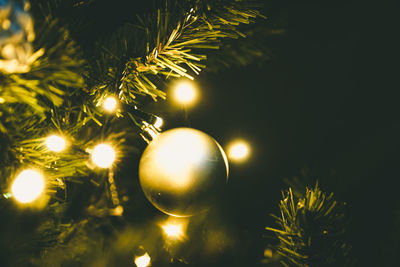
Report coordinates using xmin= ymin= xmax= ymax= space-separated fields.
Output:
xmin=8 ymin=95 xmax=124 ymax=204
xmin=8 ymin=133 xmax=118 ymax=204
xmin=45 ymin=133 xmax=117 ymax=169
xmin=9 ymin=134 xmax=67 ymax=204
xmin=8 ymin=80 xmax=251 ymax=216
xmin=4 ymin=75 xmax=255 ymax=267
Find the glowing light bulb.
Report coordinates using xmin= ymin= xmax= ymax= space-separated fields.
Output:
xmin=159 ymin=217 xmax=188 ymax=242
xmin=91 ymin=143 xmax=116 ymax=168
xmin=227 ymin=140 xmax=250 ymax=162
xmin=162 ymin=223 xmax=183 ymax=238
xmin=134 ymin=253 xmax=151 ymax=267
xmin=46 ymin=134 xmax=66 ymax=152
xmin=173 ymin=81 xmax=197 ymax=105
xmin=11 ymin=169 xmax=45 ymax=203
xmin=103 ymin=96 xmax=118 ymax=112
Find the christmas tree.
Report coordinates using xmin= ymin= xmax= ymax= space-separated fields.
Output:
xmin=1 ymin=0 xmax=398 ymax=266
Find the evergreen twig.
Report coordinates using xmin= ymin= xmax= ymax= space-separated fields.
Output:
xmin=266 ymin=183 xmax=352 ymax=266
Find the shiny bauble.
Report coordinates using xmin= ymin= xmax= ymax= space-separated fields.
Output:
xmin=139 ymin=128 xmax=229 ymax=217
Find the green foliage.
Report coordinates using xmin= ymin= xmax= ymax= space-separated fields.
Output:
xmin=87 ymin=0 xmax=265 ymax=104
xmin=0 ymin=18 xmax=85 ymax=115
xmin=0 ymin=0 xmax=273 ymax=265
xmin=0 ymin=0 xmax=267 ymax=204
xmin=266 ymin=184 xmax=352 ymax=267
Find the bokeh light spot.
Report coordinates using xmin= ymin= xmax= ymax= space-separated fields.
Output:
xmin=173 ymin=81 xmax=197 ymax=105
xmin=160 ymin=218 xmax=188 ymax=241
xmin=46 ymin=134 xmax=66 ymax=152
xmin=227 ymin=140 xmax=251 ymax=163
xmin=134 ymin=252 xmax=151 ymax=267
xmin=11 ymin=169 xmax=45 ymax=203
xmin=91 ymin=143 xmax=116 ymax=168
xmin=103 ymin=96 xmax=118 ymax=113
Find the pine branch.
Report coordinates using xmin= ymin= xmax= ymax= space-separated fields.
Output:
xmin=266 ymin=183 xmax=353 ymax=266
xmin=0 ymin=17 xmax=85 ymax=116
xmin=0 ymin=2 xmax=271 ymax=265
xmin=0 ymin=3 xmax=126 ymax=190
xmin=88 ymin=0 xmax=265 ymax=104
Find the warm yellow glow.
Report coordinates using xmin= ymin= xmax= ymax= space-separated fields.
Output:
xmin=154 ymin=130 xmax=208 ymax=188
xmin=153 ymin=116 xmax=163 ymax=129
xmin=227 ymin=140 xmax=250 ymax=162
xmin=11 ymin=169 xmax=45 ymax=203
xmin=264 ymin=248 xmax=273 ymax=258
xmin=134 ymin=252 xmax=151 ymax=267
xmin=173 ymin=81 xmax=197 ymax=105
xmin=110 ymin=205 xmax=124 ymax=216
xmin=91 ymin=143 xmax=116 ymax=168
xmin=103 ymin=96 xmax=118 ymax=112
xmin=46 ymin=134 xmax=66 ymax=152
xmin=159 ymin=217 xmax=188 ymax=241
xmin=162 ymin=223 xmax=184 ymax=238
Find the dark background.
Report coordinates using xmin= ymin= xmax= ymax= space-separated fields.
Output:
xmin=173 ymin=0 xmax=398 ymax=266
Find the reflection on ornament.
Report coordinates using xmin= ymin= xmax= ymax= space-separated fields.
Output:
xmin=139 ymin=128 xmax=229 ymax=217
xmin=46 ymin=134 xmax=66 ymax=152
xmin=134 ymin=252 xmax=151 ymax=267
xmin=103 ymin=96 xmax=118 ymax=113
xmin=173 ymin=81 xmax=197 ymax=105
xmin=11 ymin=169 xmax=45 ymax=203
xmin=227 ymin=140 xmax=250 ymax=162
xmin=91 ymin=143 xmax=116 ymax=168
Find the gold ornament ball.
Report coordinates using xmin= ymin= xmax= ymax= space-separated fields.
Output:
xmin=139 ymin=128 xmax=229 ymax=217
